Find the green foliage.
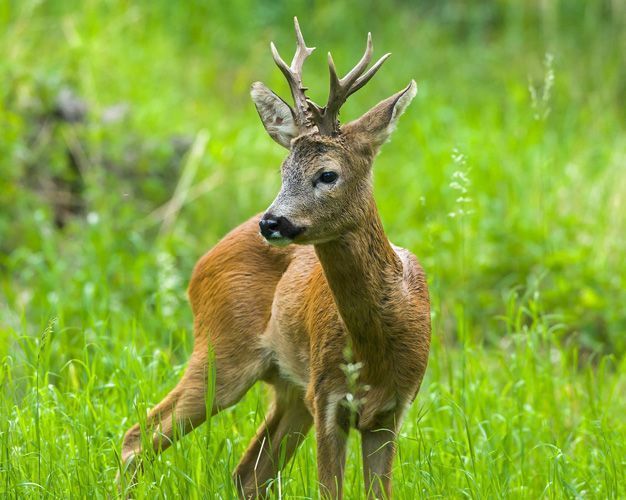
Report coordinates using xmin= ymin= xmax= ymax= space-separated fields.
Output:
xmin=1 ymin=0 xmax=625 ymax=497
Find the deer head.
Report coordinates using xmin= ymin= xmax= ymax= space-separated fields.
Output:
xmin=253 ymin=18 xmax=417 ymax=246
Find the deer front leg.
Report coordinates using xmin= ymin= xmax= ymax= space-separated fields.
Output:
xmin=314 ymin=392 xmax=350 ymax=499
xmin=360 ymin=411 xmax=401 ymax=499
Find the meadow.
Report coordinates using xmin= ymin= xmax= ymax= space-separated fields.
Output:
xmin=1 ymin=0 xmax=625 ymax=497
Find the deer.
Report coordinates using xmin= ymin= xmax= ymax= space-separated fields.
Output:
xmin=118 ymin=17 xmax=430 ymax=499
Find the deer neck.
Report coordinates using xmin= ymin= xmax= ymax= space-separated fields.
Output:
xmin=314 ymin=198 xmax=403 ymax=348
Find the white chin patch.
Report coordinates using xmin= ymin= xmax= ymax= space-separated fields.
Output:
xmin=265 ymin=233 xmax=292 ymax=247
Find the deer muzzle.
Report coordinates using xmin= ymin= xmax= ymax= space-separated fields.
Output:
xmin=259 ymin=213 xmax=305 ymax=244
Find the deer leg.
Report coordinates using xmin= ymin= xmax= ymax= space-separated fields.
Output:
xmin=120 ymin=355 xmax=205 ymax=460
xmin=234 ymin=384 xmax=312 ymax=498
xmin=360 ymin=411 xmax=401 ymax=499
xmin=314 ymin=393 xmax=350 ymax=499
xmin=118 ymin=349 xmax=263 ymax=490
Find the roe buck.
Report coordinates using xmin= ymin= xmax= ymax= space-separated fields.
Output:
xmin=119 ymin=17 xmax=430 ymax=499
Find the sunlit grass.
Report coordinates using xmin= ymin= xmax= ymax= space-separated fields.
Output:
xmin=2 ymin=288 xmax=625 ymax=497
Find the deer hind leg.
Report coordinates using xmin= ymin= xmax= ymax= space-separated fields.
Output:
xmin=119 ymin=348 xmax=264 ymax=490
xmin=234 ymin=383 xmax=312 ymax=499
xmin=360 ymin=410 xmax=402 ymax=499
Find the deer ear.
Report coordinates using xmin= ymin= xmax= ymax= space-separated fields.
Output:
xmin=342 ymin=80 xmax=417 ymax=150
xmin=251 ymin=82 xmax=299 ymax=149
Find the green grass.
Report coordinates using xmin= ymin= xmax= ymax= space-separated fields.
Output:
xmin=1 ymin=0 xmax=625 ymax=497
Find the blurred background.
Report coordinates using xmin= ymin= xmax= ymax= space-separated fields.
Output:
xmin=0 ymin=0 xmax=625 ymax=495
xmin=2 ymin=0 xmax=624 ymax=357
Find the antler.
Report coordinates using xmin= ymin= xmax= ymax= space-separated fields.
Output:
xmin=269 ymin=19 xmax=390 ymax=136
xmin=270 ymin=17 xmax=316 ymax=128
xmin=307 ymin=33 xmax=390 ymax=135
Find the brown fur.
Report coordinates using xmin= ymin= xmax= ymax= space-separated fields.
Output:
xmin=119 ymin=57 xmax=430 ymax=499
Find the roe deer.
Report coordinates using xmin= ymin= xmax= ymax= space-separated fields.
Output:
xmin=119 ymin=17 xmax=430 ymax=499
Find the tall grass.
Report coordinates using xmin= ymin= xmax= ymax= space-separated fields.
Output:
xmin=2 ymin=283 xmax=625 ymax=497
xmin=1 ymin=0 xmax=625 ymax=497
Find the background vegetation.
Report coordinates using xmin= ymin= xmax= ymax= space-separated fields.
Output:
xmin=1 ymin=0 xmax=625 ymax=497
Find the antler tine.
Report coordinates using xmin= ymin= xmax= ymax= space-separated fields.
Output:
xmin=326 ymin=51 xmax=343 ymax=111
xmin=347 ymin=52 xmax=391 ymax=97
xmin=341 ymin=32 xmax=374 ymax=88
xmin=270 ymin=42 xmax=291 ymax=79
xmin=291 ymin=17 xmax=314 ymax=71
xmin=313 ymin=32 xmax=389 ymax=135
xmin=270 ymin=17 xmax=315 ymax=127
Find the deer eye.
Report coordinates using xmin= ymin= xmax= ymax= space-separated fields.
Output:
xmin=319 ymin=171 xmax=338 ymax=184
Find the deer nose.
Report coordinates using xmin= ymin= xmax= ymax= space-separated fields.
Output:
xmin=259 ymin=215 xmax=281 ymax=238
xmin=262 ymin=218 xmax=280 ymax=231
xmin=260 ymin=213 xmax=305 ymax=242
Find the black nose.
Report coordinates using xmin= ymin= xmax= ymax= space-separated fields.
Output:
xmin=259 ymin=213 xmax=305 ymax=240
xmin=259 ymin=215 xmax=281 ymax=239
xmin=260 ymin=218 xmax=280 ymax=231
